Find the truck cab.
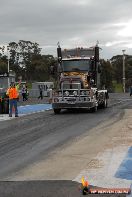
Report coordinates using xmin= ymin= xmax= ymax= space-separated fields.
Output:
xmin=52 ymin=44 xmax=108 ymax=114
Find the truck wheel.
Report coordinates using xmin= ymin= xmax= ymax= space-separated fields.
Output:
xmin=90 ymin=106 xmax=97 ymax=112
xmin=54 ymin=109 xmax=61 ymax=114
xmin=102 ymin=98 xmax=108 ymax=108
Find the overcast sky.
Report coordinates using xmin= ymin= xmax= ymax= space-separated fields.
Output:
xmin=0 ymin=0 xmax=132 ymax=59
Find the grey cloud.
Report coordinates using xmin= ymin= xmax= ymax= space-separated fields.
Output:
xmin=0 ymin=0 xmax=132 ymax=59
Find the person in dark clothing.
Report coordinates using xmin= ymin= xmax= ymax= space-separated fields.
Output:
xmin=22 ymin=85 xmax=27 ymax=101
xmin=25 ymin=85 xmax=29 ymax=100
xmin=38 ymin=87 xmax=43 ymax=100
xmin=130 ymin=86 xmax=132 ymax=96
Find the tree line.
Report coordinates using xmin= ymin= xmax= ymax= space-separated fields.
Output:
xmin=0 ymin=40 xmax=57 ymax=83
xmin=0 ymin=40 xmax=132 ymax=91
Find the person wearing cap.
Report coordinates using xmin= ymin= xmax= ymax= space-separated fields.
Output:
xmin=6 ymin=81 xmax=21 ymax=117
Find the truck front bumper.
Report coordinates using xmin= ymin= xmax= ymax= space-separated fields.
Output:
xmin=52 ymin=101 xmax=97 ymax=109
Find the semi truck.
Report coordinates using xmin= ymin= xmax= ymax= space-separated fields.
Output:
xmin=52 ymin=43 xmax=109 ymax=114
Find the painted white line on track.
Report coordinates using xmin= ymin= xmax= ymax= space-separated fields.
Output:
xmin=73 ymin=146 xmax=131 ymax=188
xmin=19 ymin=104 xmax=49 ymax=108
xmin=20 ymin=108 xmax=52 ymax=116
xmin=19 ymin=105 xmax=30 ymax=107
xmin=0 ymin=114 xmax=12 ymax=121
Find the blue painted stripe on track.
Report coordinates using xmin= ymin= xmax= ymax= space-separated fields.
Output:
xmin=18 ymin=104 xmax=52 ymax=114
xmin=115 ymin=146 xmax=132 ymax=180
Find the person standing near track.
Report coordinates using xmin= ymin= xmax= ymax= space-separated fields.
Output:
xmin=6 ymin=81 xmax=21 ymax=117
xmin=130 ymin=85 xmax=132 ymax=96
xmin=22 ymin=85 xmax=27 ymax=101
xmin=38 ymin=87 xmax=43 ymax=100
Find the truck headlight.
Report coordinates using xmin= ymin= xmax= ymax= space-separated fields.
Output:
xmin=81 ymin=91 xmax=85 ymax=96
xmin=73 ymin=91 xmax=77 ymax=96
xmin=86 ymin=91 xmax=90 ymax=95
xmin=64 ymin=91 xmax=69 ymax=96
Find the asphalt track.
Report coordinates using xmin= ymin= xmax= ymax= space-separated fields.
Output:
xmin=0 ymin=93 xmax=132 ymax=197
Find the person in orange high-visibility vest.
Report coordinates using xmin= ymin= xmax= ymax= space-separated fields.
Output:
xmin=6 ymin=81 xmax=20 ymax=117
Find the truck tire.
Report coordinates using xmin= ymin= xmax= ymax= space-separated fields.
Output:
xmin=90 ymin=106 xmax=97 ymax=112
xmin=102 ymin=98 xmax=108 ymax=108
xmin=54 ymin=109 xmax=61 ymax=114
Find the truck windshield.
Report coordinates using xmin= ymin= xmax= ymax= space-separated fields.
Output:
xmin=62 ymin=59 xmax=90 ymax=72
xmin=62 ymin=82 xmax=81 ymax=89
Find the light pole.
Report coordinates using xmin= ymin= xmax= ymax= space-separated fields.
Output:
xmin=122 ymin=49 xmax=126 ymax=93
xmin=7 ymin=46 xmax=10 ymax=87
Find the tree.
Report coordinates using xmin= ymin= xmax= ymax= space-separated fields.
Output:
xmin=0 ymin=40 xmax=57 ymax=82
xmin=0 ymin=46 xmax=8 ymax=75
xmin=7 ymin=40 xmax=42 ymax=80
xmin=100 ymin=59 xmax=113 ymax=89
xmin=110 ymin=55 xmax=132 ymax=90
xmin=125 ymin=56 xmax=132 ymax=88
xmin=0 ymin=59 xmax=7 ymax=74
xmin=110 ymin=55 xmax=123 ymax=83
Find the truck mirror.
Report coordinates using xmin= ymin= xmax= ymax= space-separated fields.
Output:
xmin=90 ymin=58 xmax=95 ymax=71
xmin=98 ymin=65 xmax=101 ymax=73
xmin=95 ymin=46 xmax=99 ymax=62
xmin=98 ymin=63 xmax=101 ymax=73
xmin=50 ymin=65 xmax=54 ymax=74
xmin=58 ymin=63 xmax=62 ymax=73
xmin=57 ymin=47 xmax=62 ymax=63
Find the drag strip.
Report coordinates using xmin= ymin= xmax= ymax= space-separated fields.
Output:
xmin=0 ymin=94 xmax=132 ymax=195
xmin=0 ymin=97 xmax=128 ymax=122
